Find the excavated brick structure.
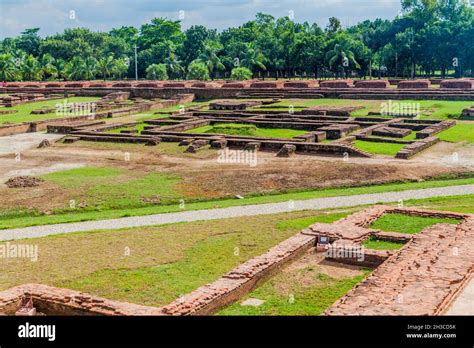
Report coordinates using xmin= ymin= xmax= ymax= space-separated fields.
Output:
xmin=304 ymin=205 xmax=474 ymax=315
xmin=159 ymin=233 xmax=316 ymax=315
xmin=0 ymin=284 xmax=163 ymax=316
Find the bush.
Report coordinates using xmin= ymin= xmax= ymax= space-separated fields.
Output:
xmin=145 ymin=64 xmax=168 ymax=80
xmin=186 ymin=61 xmax=210 ymax=80
xmin=230 ymin=67 xmax=253 ymax=80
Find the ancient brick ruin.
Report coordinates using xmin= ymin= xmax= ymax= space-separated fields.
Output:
xmin=0 ymin=284 xmax=162 ymax=316
xmin=1 ymin=205 xmax=470 ymax=316
xmin=48 ymin=101 xmax=455 ymax=159
xmin=305 ymin=206 xmax=474 ymax=315
xmin=2 ymin=78 xmax=474 ymax=102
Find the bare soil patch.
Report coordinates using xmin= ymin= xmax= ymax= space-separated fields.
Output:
xmin=0 ymin=138 xmax=471 ymax=213
xmin=274 ymin=249 xmax=365 ymax=295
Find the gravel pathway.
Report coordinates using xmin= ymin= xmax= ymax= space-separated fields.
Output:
xmin=1 ymin=184 xmax=474 ymax=241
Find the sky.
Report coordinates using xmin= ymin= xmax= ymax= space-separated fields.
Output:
xmin=0 ymin=0 xmax=403 ymax=38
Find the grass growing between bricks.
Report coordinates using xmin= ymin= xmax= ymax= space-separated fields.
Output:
xmin=362 ymin=236 xmax=405 ymax=250
xmin=218 ymin=269 xmax=370 ymax=316
xmin=369 ymin=213 xmax=460 ymax=234
xmin=353 ymin=140 xmax=405 ymax=156
xmin=189 ymin=123 xmax=307 ymax=138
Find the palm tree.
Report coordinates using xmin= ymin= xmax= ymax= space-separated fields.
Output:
xmin=240 ymin=44 xmax=266 ymax=78
xmin=197 ymin=41 xmax=225 ymax=80
xmin=164 ymin=53 xmax=184 ymax=79
xmin=325 ymin=44 xmax=360 ymax=78
xmin=97 ymin=56 xmax=115 ymax=80
xmin=0 ymin=53 xmax=19 ymax=81
xmin=82 ymin=57 xmax=97 ymax=80
xmin=41 ymin=54 xmax=58 ymax=80
xmin=22 ymin=55 xmax=43 ymax=81
xmin=54 ymin=59 xmax=67 ymax=80
xmin=64 ymin=57 xmax=85 ymax=80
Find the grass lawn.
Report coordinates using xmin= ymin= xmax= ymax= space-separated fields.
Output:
xmin=106 ymin=123 xmax=148 ymax=134
xmin=372 ymin=132 xmax=418 ymax=141
xmin=1 ymin=174 xmax=474 ymax=230
xmin=404 ymin=194 xmax=474 ymax=214
xmin=217 ymin=269 xmax=370 ymax=316
xmin=0 ymin=209 xmax=348 ymax=307
xmin=43 ymin=166 xmax=182 ymax=209
xmin=260 ymin=99 xmax=472 ymax=120
xmin=189 ymin=123 xmax=307 ymax=139
xmin=438 ymin=123 xmax=474 ymax=143
xmin=353 ymin=140 xmax=405 ymax=156
xmin=362 ymin=236 xmax=405 ymax=250
xmin=369 ymin=213 xmax=460 ymax=234
xmin=0 ymin=97 xmax=100 ymax=124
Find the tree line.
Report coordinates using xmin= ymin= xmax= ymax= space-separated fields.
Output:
xmin=0 ymin=0 xmax=472 ymax=82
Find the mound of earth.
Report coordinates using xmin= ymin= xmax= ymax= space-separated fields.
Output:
xmin=5 ymin=176 xmax=45 ymax=188
xmin=38 ymin=139 xmax=51 ymax=148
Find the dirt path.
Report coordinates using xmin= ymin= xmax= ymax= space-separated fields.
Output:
xmin=0 ymin=132 xmax=64 ymax=156
xmin=1 ymin=184 xmax=473 ymax=241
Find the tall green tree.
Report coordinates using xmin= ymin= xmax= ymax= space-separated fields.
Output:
xmin=97 ymin=56 xmax=115 ymax=80
xmin=0 ymin=53 xmax=19 ymax=81
xmin=21 ymin=55 xmax=43 ymax=81
xmin=197 ymin=41 xmax=225 ymax=79
xmin=325 ymin=43 xmax=360 ymax=77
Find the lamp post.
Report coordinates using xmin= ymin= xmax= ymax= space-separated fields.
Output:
xmin=134 ymin=45 xmax=138 ymax=80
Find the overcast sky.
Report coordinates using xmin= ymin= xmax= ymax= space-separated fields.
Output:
xmin=0 ymin=0 xmax=402 ymax=38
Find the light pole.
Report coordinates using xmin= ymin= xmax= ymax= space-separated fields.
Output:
xmin=134 ymin=45 xmax=138 ymax=80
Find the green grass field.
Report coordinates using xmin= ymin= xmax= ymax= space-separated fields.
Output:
xmin=43 ymin=166 xmax=182 ymax=209
xmin=256 ymin=99 xmax=472 ymax=120
xmin=362 ymin=237 xmax=405 ymax=250
xmin=0 ymin=210 xmax=346 ymax=306
xmin=189 ymin=123 xmax=307 ymax=138
xmin=2 ymin=174 xmax=474 ymax=230
xmin=369 ymin=213 xmax=460 ymax=234
xmin=106 ymin=123 xmax=148 ymax=134
xmin=353 ymin=140 xmax=405 ymax=156
xmin=217 ymin=269 xmax=370 ymax=316
xmin=0 ymin=97 xmax=100 ymax=124
xmin=438 ymin=123 xmax=474 ymax=143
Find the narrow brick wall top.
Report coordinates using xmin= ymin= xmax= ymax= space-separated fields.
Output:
xmin=440 ymin=79 xmax=474 ymax=89
xmin=354 ymin=80 xmax=390 ymax=88
xmin=398 ymin=80 xmax=431 ymax=89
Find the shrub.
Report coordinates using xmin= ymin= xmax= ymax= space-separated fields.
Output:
xmin=145 ymin=64 xmax=168 ymax=80
xmin=230 ymin=67 xmax=253 ymax=80
xmin=186 ymin=61 xmax=210 ymax=80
